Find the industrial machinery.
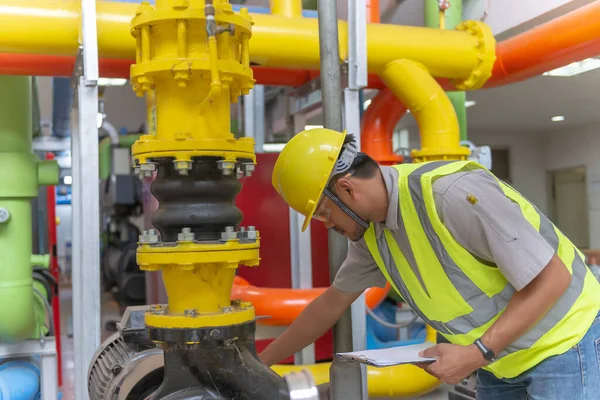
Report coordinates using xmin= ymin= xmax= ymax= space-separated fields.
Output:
xmin=88 ymin=1 xmax=319 ymax=398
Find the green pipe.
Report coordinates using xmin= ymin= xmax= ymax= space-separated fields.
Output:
xmin=0 ymin=75 xmax=58 ymax=343
xmin=425 ymin=0 xmax=467 ymax=141
xmin=99 ymin=133 xmax=142 ymax=180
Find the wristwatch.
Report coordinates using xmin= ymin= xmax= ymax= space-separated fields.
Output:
xmin=474 ymin=338 xmax=496 ymax=362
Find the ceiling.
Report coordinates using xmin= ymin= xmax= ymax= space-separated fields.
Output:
xmin=294 ymin=0 xmax=600 ymax=135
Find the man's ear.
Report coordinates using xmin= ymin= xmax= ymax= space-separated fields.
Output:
xmin=336 ymin=176 xmax=354 ymax=197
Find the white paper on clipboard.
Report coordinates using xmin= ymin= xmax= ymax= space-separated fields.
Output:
xmin=335 ymin=341 xmax=437 ymax=367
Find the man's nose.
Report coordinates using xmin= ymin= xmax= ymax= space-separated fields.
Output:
xmin=323 ymin=220 xmax=335 ymax=230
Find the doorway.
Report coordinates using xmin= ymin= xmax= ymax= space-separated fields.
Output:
xmin=548 ymin=166 xmax=590 ymax=249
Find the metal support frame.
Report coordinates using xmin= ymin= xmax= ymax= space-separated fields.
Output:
xmin=0 ymin=338 xmax=58 ymax=400
xmin=243 ymin=85 xmax=265 ymax=152
xmin=70 ymin=1 xmax=101 ymax=399
xmin=345 ymin=0 xmax=368 ymax=367
xmin=330 ymin=357 xmax=368 ymax=400
xmin=288 ymin=110 xmax=316 ymax=365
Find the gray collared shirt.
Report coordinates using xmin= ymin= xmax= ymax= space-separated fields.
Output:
xmin=333 ymin=166 xmax=555 ymax=293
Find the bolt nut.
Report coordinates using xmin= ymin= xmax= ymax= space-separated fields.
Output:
xmin=217 ymin=160 xmax=235 ymax=176
xmin=242 ymin=163 xmax=255 ymax=177
xmin=247 ymin=227 xmax=258 ymax=240
xmin=210 ymin=329 xmax=220 ymax=339
xmin=225 ymin=226 xmax=234 ymax=233
xmin=177 ymin=227 xmax=195 ymax=242
xmin=184 ymin=309 xmax=197 ymax=317
xmin=150 ymin=304 xmax=168 ymax=315
xmin=174 ymin=160 xmax=192 ymax=176
xmin=0 ymin=208 xmax=10 ymax=224
xmin=222 ymin=307 xmax=233 ymax=313
xmin=139 ymin=228 xmax=160 ymax=244
xmin=111 ymin=365 xmax=123 ymax=375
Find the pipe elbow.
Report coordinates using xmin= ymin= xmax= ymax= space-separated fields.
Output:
xmin=0 ymin=284 xmax=35 ymax=343
xmin=380 ymin=59 xmax=469 ymax=162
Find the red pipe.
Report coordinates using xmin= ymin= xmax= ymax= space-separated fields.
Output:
xmin=45 ymin=153 xmax=63 ymax=387
xmin=232 ymin=276 xmax=390 ymax=326
xmin=361 ymin=88 xmax=406 ymax=165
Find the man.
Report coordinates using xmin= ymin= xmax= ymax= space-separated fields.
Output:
xmin=262 ymin=128 xmax=600 ymax=399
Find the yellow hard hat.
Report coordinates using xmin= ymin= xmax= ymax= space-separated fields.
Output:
xmin=272 ymin=128 xmax=348 ymax=232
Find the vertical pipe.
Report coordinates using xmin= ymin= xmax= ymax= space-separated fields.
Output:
xmin=424 ymin=0 xmax=467 ymax=140
xmin=317 ymin=0 xmax=353 ymax=355
xmin=45 ymin=153 xmax=63 ymax=387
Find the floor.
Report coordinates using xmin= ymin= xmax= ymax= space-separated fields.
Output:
xmin=57 ymin=283 xmax=450 ymax=400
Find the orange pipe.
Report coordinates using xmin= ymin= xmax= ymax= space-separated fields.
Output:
xmin=486 ymin=0 xmax=600 ymax=87
xmin=361 ymin=88 xmax=406 ymax=165
xmin=367 ymin=0 xmax=380 ymax=23
xmin=232 ymin=276 xmax=390 ymax=326
xmin=361 ymin=2 xmax=600 ymax=160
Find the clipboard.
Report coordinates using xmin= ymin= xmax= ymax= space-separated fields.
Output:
xmin=334 ymin=341 xmax=437 ymax=367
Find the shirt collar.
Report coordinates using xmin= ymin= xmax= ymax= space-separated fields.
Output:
xmin=373 ymin=166 xmax=399 ymax=238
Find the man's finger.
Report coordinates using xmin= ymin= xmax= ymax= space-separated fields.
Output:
xmin=420 ymin=344 xmax=441 ymax=358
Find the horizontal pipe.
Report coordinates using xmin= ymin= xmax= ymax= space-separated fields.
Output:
xmin=0 ymin=53 xmax=386 ymax=88
xmin=487 ymin=0 xmax=600 ymax=87
xmin=0 ymin=1 xmax=483 ymax=80
xmin=271 ymin=325 xmax=440 ymax=398
xmin=231 ymin=276 xmax=390 ymax=326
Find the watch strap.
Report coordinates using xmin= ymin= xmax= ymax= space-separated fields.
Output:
xmin=474 ymin=338 xmax=496 ymax=362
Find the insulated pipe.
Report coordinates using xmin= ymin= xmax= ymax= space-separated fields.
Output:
xmin=0 ymin=75 xmax=59 ymax=343
xmin=0 ymin=1 xmax=486 ymax=84
xmin=381 ymin=60 xmax=469 ymax=162
xmin=0 ymin=359 xmax=41 ymax=400
xmin=231 ymin=277 xmax=390 ymax=326
xmin=360 ymin=89 xmax=406 ymax=165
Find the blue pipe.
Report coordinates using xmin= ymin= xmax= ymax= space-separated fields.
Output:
xmin=0 ymin=359 xmax=40 ymax=400
xmin=366 ymin=302 xmax=427 ymax=350
xmin=51 ymin=77 xmax=72 ymax=138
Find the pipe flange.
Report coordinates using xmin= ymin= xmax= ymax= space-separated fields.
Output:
xmin=452 ymin=20 xmax=496 ymax=90
xmin=284 ymin=370 xmax=320 ymax=400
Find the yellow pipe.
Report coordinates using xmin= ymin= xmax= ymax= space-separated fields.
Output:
xmin=272 ymin=326 xmax=440 ymax=398
xmin=271 ymin=0 xmax=302 ymax=18
xmin=0 ymin=1 xmax=494 ymax=86
xmin=381 ymin=59 xmax=471 ymax=162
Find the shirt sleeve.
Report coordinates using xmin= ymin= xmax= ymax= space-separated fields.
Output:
xmin=333 ymin=238 xmax=388 ymax=293
xmin=436 ymin=169 xmax=555 ymax=291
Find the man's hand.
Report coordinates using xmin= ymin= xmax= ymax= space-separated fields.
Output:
xmin=418 ymin=343 xmax=488 ymax=385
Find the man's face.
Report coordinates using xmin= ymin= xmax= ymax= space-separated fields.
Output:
xmin=313 ymin=180 xmax=368 ymax=242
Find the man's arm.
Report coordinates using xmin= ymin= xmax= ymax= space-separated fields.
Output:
xmin=420 ymin=254 xmax=571 ymax=384
xmin=259 ymin=285 xmax=362 ymax=366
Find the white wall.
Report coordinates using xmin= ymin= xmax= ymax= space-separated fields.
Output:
xmin=403 ymin=125 xmax=548 ymax=214
xmin=544 ymin=125 xmax=600 ymax=248
xmin=470 ymin=130 xmax=548 ymax=214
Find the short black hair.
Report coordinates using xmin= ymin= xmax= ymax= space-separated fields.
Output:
xmin=330 ymin=134 xmax=379 ymax=183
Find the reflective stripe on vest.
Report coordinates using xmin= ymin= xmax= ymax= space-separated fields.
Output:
xmin=364 ymin=160 xmax=600 ymax=378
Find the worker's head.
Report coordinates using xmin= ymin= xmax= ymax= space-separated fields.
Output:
xmin=272 ymin=128 xmax=379 ymax=242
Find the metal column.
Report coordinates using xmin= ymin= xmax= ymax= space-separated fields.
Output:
xmin=317 ymin=0 xmax=354 ymax=357
xmin=71 ymin=1 xmax=101 ymax=398
xmin=289 ymin=110 xmax=316 ymax=365
xmin=243 ymin=85 xmax=265 ymax=152
xmin=330 ymin=357 xmax=368 ymax=400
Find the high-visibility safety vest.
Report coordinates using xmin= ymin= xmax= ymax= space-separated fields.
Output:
xmin=364 ymin=160 xmax=600 ymax=379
